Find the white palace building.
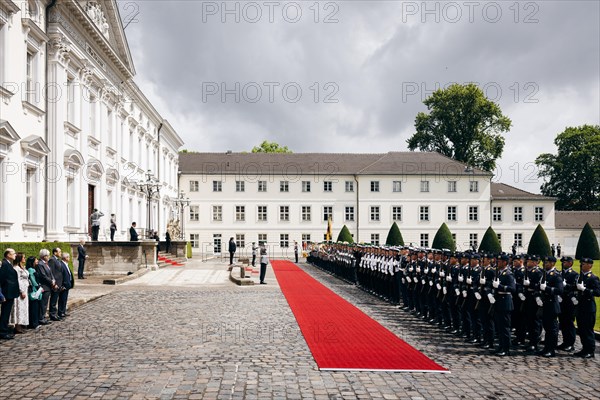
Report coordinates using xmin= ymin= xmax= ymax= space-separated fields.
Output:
xmin=0 ymin=0 xmax=184 ymax=242
xmin=179 ymin=152 xmax=558 ymax=257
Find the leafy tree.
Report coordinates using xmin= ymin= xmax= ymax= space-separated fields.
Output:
xmin=527 ymin=224 xmax=552 ymax=257
xmin=406 ymin=83 xmax=511 ymax=171
xmin=431 ymin=223 xmax=456 ymax=251
xmin=478 ymin=227 xmax=502 ymax=254
xmin=575 ymin=222 xmax=600 ymax=260
xmin=251 ymin=140 xmax=292 ymax=153
xmin=535 ymin=125 xmax=600 ymax=211
xmin=385 ymin=222 xmax=405 ymax=246
xmin=337 ymin=225 xmax=354 ymax=243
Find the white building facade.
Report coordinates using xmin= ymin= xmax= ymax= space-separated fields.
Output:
xmin=179 ymin=152 xmax=556 ymax=257
xmin=0 ymin=0 xmax=184 ymax=242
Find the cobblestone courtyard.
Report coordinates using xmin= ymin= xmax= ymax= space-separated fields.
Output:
xmin=0 ymin=261 xmax=598 ymax=399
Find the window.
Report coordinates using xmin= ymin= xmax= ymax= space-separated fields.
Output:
xmin=236 ymin=181 xmax=245 ymax=192
xmin=393 ymin=181 xmax=402 ymax=192
xmin=213 ymin=234 xmax=221 ymax=253
xmin=190 ymin=181 xmax=199 ymax=192
xmin=213 ymin=181 xmax=222 ymax=192
xmin=370 ymin=181 xmax=379 ymax=192
xmin=66 ymin=77 xmax=76 ymax=124
xmin=493 ymin=206 xmax=502 ymax=222
xmin=497 ymin=233 xmax=502 ymax=245
xmin=301 ymin=206 xmax=311 ymax=222
xmin=279 ymin=206 xmax=290 ymax=221
xmin=420 ymin=233 xmax=429 ymax=248
xmin=345 ymin=206 xmax=354 ymax=221
xmin=25 ymin=169 xmax=35 ymax=222
xmin=419 ymin=206 xmax=429 ymax=221
xmin=469 ymin=206 xmax=479 ymax=221
xmin=470 ymin=181 xmax=479 ymax=193
xmin=448 ymin=181 xmax=457 ymax=192
xmin=258 ymin=180 xmax=267 ymax=192
xmin=392 ymin=206 xmax=402 ymax=221
xmin=258 ymin=233 xmax=267 ymax=244
xmin=302 ymin=234 xmax=311 ymax=245
xmin=280 ymin=234 xmax=289 ymax=248
xmin=280 ymin=181 xmax=289 ymax=192
xmin=323 ymin=181 xmax=332 ymax=192
xmin=371 ymin=234 xmax=380 ymax=246
xmin=236 ymin=234 xmax=245 ymax=248
xmin=514 ymin=233 xmax=522 ymax=247
xmin=447 ymin=206 xmax=457 ymax=221
xmin=345 ymin=181 xmax=354 ymax=192
xmin=189 ymin=205 xmax=199 ymax=221
xmin=370 ymin=206 xmax=380 ymax=221
xmin=26 ymin=50 xmax=36 ymax=103
xmin=323 ymin=206 xmax=333 ymax=222
xmin=235 ymin=205 xmax=245 ymax=221
xmin=451 ymin=233 xmax=456 ymax=243
xmin=420 ymin=180 xmax=430 ymax=192
xmin=257 ymin=205 xmax=268 ymax=221
xmin=514 ymin=206 xmax=523 ymax=222
xmin=212 ymin=205 xmax=222 ymax=221
xmin=302 ymin=181 xmax=311 ymax=192
xmin=107 ymin=109 xmax=113 ymax=147
xmin=89 ymin=94 xmax=96 ymax=136
xmin=535 ymin=206 xmax=544 ymax=222
xmin=66 ymin=178 xmax=75 ymax=226
xmin=470 ymin=233 xmax=478 ymax=249
xmin=190 ymin=234 xmax=200 ymax=248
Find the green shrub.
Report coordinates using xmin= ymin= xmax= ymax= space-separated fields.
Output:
xmin=385 ymin=222 xmax=405 ymax=246
xmin=575 ymin=222 xmax=600 ymax=260
xmin=186 ymin=241 xmax=192 ymax=258
xmin=479 ymin=227 xmax=502 ymax=254
xmin=432 ymin=223 xmax=456 ymax=251
xmin=527 ymin=225 xmax=552 ymax=257
xmin=336 ymin=225 xmax=354 ymax=243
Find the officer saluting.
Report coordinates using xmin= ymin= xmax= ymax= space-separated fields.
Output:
xmin=574 ymin=257 xmax=600 ymax=358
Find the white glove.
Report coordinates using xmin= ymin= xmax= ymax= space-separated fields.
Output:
xmin=401 ymin=278 xmax=406 ymax=284
xmin=406 ymin=277 xmax=412 ymax=283
xmin=462 ymin=290 xmax=467 ymax=298
xmin=446 ymin=276 xmax=452 ymax=282
xmin=443 ymin=287 xmax=448 ymax=295
xmin=429 ymin=281 xmax=433 ymax=287
xmin=409 ymin=267 xmax=413 ymax=272
xmin=540 ymin=282 xmax=547 ymax=291
xmin=480 ymin=278 xmax=486 ymax=285
xmin=571 ymin=297 xmax=578 ymax=306
xmin=455 ymin=288 xmax=460 ymax=296
xmin=440 ymin=271 xmax=445 ymax=278
xmin=518 ymin=293 xmax=526 ymax=301
xmin=466 ymin=277 xmax=472 ymax=285
xmin=424 ymin=267 xmax=429 ymax=274
xmin=558 ymin=295 xmax=562 ymax=303
xmin=416 ymin=267 xmax=421 ymax=273
xmin=436 ymin=283 xmax=442 ymax=290
xmin=487 ymin=293 xmax=496 ymax=304
xmin=458 ymin=275 xmax=464 ymax=282
xmin=493 ymin=279 xmax=500 ymax=289
xmin=577 ymin=282 xmax=586 ymax=291
xmin=474 ymin=292 xmax=482 ymax=300
xmin=536 ymin=297 xmax=543 ymax=307
xmin=421 ymin=279 xmax=426 ymax=285
xmin=524 ymin=279 xmax=530 ymax=287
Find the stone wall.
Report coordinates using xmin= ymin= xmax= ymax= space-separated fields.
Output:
xmin=70 ymin=241 xmax=158 ymax=276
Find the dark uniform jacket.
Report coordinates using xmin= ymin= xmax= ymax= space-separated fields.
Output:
xmin=494 ymin=268 xmax=516 ymax=311
xmin=540 ymin=267 xmax=564 ymax=314
xmin=578 ymin=271 xmax=600 ymax=313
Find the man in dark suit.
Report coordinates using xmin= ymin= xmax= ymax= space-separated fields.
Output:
xmin=130 ymin=222 xmax=139 ymax=241
xmin=48 ymin=248 xmax=64 ymax=321
xmin=575 ymin=258 xmax=600 ymax=358
xmin=58 ymin=253 xmax=74 ymax=319
xmin=538 ymin=256 xmax=564 ymax=357
xmin=0 ymin=248 xmax=19 ymax=339
xmin=228 ymin=237 xmax=236 ymax=265
xmin=37 ymin=249 xmax=57 ymax=325
xmin=77 ymin=239 xmax=88 ymax=279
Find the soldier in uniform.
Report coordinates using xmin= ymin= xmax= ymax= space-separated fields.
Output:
xmin=538 ymin=256 xmax=564 ymax=357
xmin=465 ymin=254 xmax=482 ymax=344
xmin=478 ymin=254 xmax=496 ymax=349
xmin=491 ymin=254 xmax=516 ymax=356
xmin=558 ymin=256 xmax=578 ymax=352
xmin=448 ymin=253 xmax=462 ymax=334
xmin=523 ymin=255 xmax=544 ymax=353
xmin=511 ymin=255 xmax=527 ymax=346
xmin=574 ymin=258 xmax=600 ymax=358
xmin=458 ymin=253 xmax=472 ymax=339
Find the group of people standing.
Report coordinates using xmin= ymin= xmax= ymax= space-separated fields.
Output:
xmin=0 ymin=247 xmax=74 ymax=341
xmin=309 ymin=243 xmax=600 ymax=358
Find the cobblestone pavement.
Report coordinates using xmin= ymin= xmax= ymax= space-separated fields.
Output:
xmin=1 ymin=260 xmax=598 ymax=399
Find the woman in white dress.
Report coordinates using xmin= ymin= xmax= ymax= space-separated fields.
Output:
xmin=10 ymin=252 xmax=29 ymax=334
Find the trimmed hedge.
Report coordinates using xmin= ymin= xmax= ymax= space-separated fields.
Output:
xmin=385 ymin=222 xmax=405 ymax=246
xmin=337 ymin=225 xmax=354 ymax=243
xmin=479 ymin=227 xmax=502 ymax=254
xmin=527 ymin=225 xmax=552 ymax=257
xmin=432 ymin=223 xmax=456 ymax=251
xmin=575 ymin=222 xmax=600 ymax=260
xmin=1 ymin=242 xmax=76 ymax=287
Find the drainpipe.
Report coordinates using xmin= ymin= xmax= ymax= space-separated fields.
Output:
xmin=353 ymin=174 xmax=359 ymax=242
xmin=44 ymin=0 xmax=58 ymax=240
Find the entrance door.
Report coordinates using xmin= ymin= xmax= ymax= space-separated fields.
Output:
xmin=213 ymin=234 xmax=222 ymax=254
xmin=88 ymin=185 xmax=95 ymax=235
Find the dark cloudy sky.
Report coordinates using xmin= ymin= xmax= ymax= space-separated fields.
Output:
xmin=118 ymin=0 xmax=600 ymax=193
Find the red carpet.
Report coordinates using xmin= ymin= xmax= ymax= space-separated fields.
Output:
xmin=271 ymin=260 xmax=448 ymax=373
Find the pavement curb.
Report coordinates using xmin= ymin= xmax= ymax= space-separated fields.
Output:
xmin=229 ymin=265 xmax=255 ymax=286
xmin=67 ymin=292 xmax=108 ymax=311
xmin=102 ymin=268 xmax=149 ymax=285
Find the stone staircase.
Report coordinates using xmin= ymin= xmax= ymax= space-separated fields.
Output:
xmin=157 ymin=251 xmax=187 ymax=268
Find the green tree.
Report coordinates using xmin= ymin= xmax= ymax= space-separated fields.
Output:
xmin=535 ymin=125 xmax=600 ymax=211
xmin=478 ymin=227 xmax=502 ymax=254
xmin=431 ymin=223 xmax=456 ymax=251
xmin=336 ymin=225 xmax=354 ymax=243
xmin=575 ymin=222 xmax=600 ymax=260
xmin=251 ymin=140 xmax=292 ymax=153
xmin=406 ymin=83 xmax=511 ymax=171
xmin=385 ymin=222 xmax=405 ymax=246
xmin=527 ymin=224 xmax=552 ymax=257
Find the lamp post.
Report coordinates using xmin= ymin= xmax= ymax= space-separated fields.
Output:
xmin=137 ymin=170 xmax=161 ymax=239
xmin=173 ymin=190 xmax=190 ymax=240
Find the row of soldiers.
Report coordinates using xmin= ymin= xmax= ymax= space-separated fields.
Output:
xmin=308 ymin=243 xmax=600 ymax=358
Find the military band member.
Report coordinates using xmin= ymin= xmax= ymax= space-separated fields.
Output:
xmin=538 ymin=256 xmax=564 ymax=357
xmin=574 ymin=258 xmax=600 ymax=358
